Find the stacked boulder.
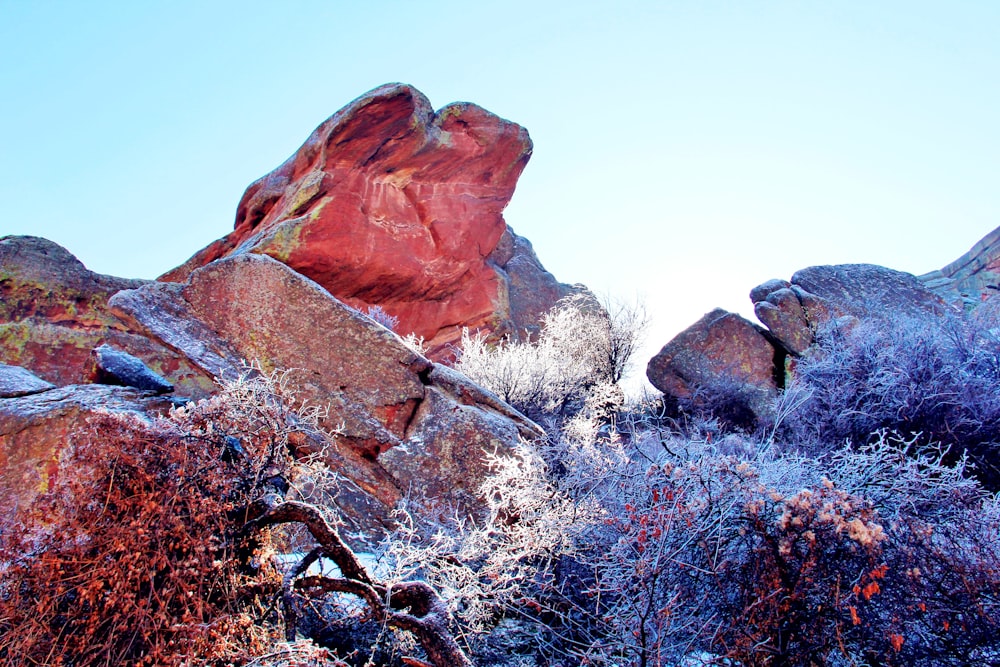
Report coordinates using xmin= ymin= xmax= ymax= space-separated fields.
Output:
xmin=0 ymin=83 xmax=575 ymax=540
xmin=648 ymin=262 xmax=958 ymax=424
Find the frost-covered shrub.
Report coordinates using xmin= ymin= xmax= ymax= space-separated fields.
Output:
xmin=456 ymin=295 xmax=645 ymax=425
xmin=779 ymin=307 xmax=1000 ymax=488
xmin=0 ymin=370 xmax=471 ymax=667
xmin=364 ymin=304 xmax=400 ymax=332
xmin=0 ymin=374 xmax=300 ymax=666
xmin=576 ymin=433 xmax=1000 ymax=666
xmin=381 ymin=416 xmax=1000 ymax=666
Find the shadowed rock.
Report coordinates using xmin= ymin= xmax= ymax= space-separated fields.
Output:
xmin=753 ymin=288 xmax=814 ymax=356
xmin=653 ymin=262 xmax=961 ymax=424
xmin=647 ymin=308 xmax=780 ymax=424
xmin=749 ymin=264 xmax=953 ymax=361
xmin=790 ymin=264 xmax=950 ymax=319
xmin=90 ymin=344 xmax=174 ymax=394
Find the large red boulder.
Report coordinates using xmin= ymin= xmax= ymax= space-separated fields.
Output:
xmin=647 ymin=308 xmax=780 ymax=424
xmin=161 ymin=83 xmax=575 ymax=355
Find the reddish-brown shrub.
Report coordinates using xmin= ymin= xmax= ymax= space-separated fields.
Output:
xmin=0 ymin=381 xmax=298 ymax=666
xmin=0 ymin=370 xmax=474 ymax=667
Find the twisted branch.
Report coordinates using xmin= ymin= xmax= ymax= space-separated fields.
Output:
xmin=244 ymin=500 xmax=473 ymax=667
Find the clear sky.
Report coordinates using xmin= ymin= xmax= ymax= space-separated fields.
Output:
xmin=3 ymin=1 xmax=999 ymax=386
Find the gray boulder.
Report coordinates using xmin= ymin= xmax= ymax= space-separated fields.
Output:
xmin=0 ymin=362 xmax=56 ymax=398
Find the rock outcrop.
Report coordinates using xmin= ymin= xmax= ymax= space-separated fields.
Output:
xmin=88 ymin=344 xmax=175 ymax=394
xmin=788 ymin=264 xmax=949 ymax=320
xmin=0 ymin=236 xmax=215 ymax=396
xmin=647 ymin=308 xmax=781 ymax=424
xmin=2 ymin=83 xmax=574 ymax=541
xmin=162 ymin=83 xmax=576 ymax=356
xmin=747 ymin=264 xmax=950 ymax=360
xmin=0 ymin=383 xmax=173 ymax=514
xmin=920 ymin=224 xmax=1000 ymax=307
xmin=0 ymin=363 xmax=56 ymax=398
xmin=112 ymin=253 xmax=542 ymax=533
xmin=649 ymin=263 xmax=957 ymax=424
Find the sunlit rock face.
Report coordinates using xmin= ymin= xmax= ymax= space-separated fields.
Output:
xmin=920 ymin=224 xmax=1000 ymax=307
xmin=162 ymin=83 xmax=575 ymax=356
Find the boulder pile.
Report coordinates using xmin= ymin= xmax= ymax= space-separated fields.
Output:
xmin=647 ymin=258 xmax=968 ymax=424
xmin=0 ymin=84 xmax=574 ymax=540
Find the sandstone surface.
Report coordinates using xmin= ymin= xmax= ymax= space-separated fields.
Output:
xmin=161 ymin=83 xmax=576 ymax=355
xmin=646 ymin=308 xmax=780 ymax=424
xmin=789 ymin=264 xmax=950 ymax=319
xmin=0 ymin=363 xmax=55 ymax=398
xmin=920 ymin=223 xmax=1000 ymax=306
xmin=753 ymin=288 xmax=813 ymax=356
xmin=0 ymin=384 xmax=172 ymax=514
xmin=114 ymin=253 xmax=542 ymax=532
xmin=650 ymin=263 xmax=960 ymax=423
xmin=0 ymin=236 xmax=214 ymax=396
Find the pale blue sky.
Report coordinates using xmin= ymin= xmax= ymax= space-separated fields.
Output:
xmin=3 ymin=1 xmax=999 ymax=382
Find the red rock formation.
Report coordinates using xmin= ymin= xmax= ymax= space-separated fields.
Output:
xmin=161 ymin=83 xmax=574 ymax=355
xmin=0 ymin=236 xmax=215 ymax=395
xmin=113 ymin=253 xmax=542 ymax=532
xmin=920 ymin=224 xmax=1000 ymax=306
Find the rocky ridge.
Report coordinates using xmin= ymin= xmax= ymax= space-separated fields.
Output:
xmin=919 ymin=224 xmax=1000 ymax=307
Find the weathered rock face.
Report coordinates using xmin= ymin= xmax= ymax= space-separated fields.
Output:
xmin=749 ymin=264 xmax=952 ymax=361
xmin=113 ymin=253 xmax=542 ymax=533
xmin=646 ymin=308 xmax=780 ymax=424
xmin=649 ymin=263 xmax=960 ymax=423
xmin=789 ymin=264 xmax=949 ymax=320
xmin=2 ymin=84 xmax=571 ymax=539
xmin=0 ymin=236 xmax=215 ymax=396
xmin=0 ymin=383 xmax=172 ymax=514
xmin=920 ymin=224 xmax=1000 ymax=307
xmin=753 ymin=288 xmax=813 ymax=356
xmin=0 ymin=363 xmax=55 ymax=398
xmin=89 ymin=344 xmax=174 ymax=394
xmin=161 ymin=83 xmax=575 ymax=355
xmin=488 ymin=227 xmax=581 ymax=341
